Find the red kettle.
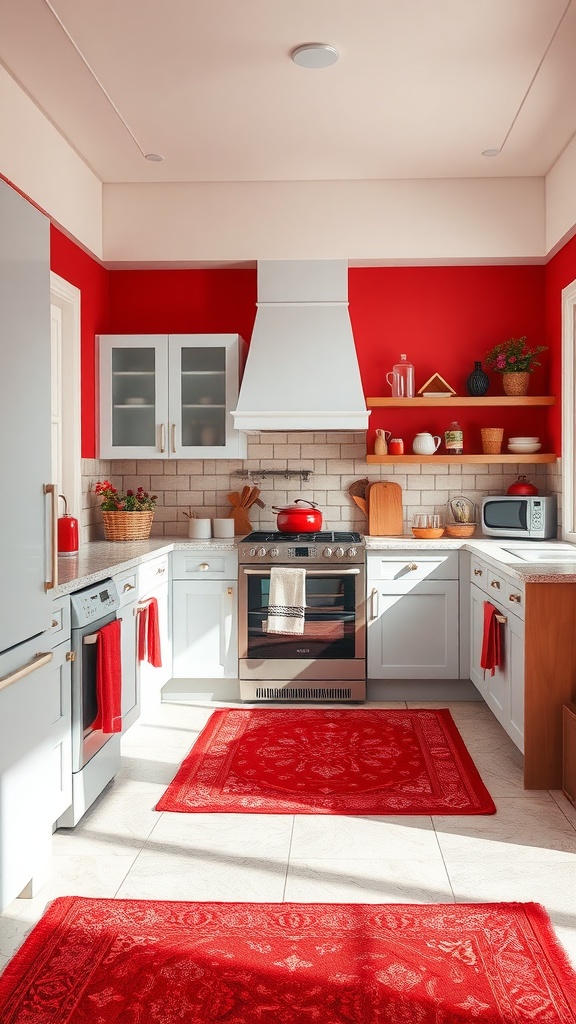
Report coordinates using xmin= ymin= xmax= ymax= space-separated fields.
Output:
xmin=58 ymin=494 xmax=79 ymax=555
xmin=506 ymin=476 xmax=539 ymax=496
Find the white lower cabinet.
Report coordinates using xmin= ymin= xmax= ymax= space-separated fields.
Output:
xmin=367 ymin=550 xmax=459 ymax=679
xmin=173 ymin=580 xmax=238 ymax=677
xmin=470 ymin=578 xmax=525 ymax=752
xmin=137 ymin=555 xmax=171 ymax=714
xmin=113 ymin=568 xmax=140 ymax=731
xmin=48 ymin=639 xmax=73 ymax=824
xmin=172 ymin=548 xmax=238 ymax=679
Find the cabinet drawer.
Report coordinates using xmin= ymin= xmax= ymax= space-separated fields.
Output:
xmin=504 ymin=578 xmax=525 ymax=619
xmin=470 ymin=557 xmax=489 ymax=592
xmin=172 ymin=550 xmax=238 ymax=580
xmin=138 ymin=555 xmax=169 ymax=596
xmin=368 ymin=550 xmax=458 ymax=581
xmin=113 ymin=569 xmax=138 ymax=607
xmin=50 ymin=596 xmax=71 ymax=643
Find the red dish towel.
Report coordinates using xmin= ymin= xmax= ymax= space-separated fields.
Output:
xmin=138 ymin=597 xmax=162 ymax=668
xmin=93 ymin=619 xmax=122 ymax=734
xmin=480 ymin=601 xmax=501 ymax=676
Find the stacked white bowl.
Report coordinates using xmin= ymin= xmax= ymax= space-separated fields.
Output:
xmin=507 ymin=436 xmax=541 ymax=454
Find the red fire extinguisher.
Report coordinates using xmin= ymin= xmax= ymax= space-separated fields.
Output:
xmin=58 ymin=494 xmax=79 ymax=555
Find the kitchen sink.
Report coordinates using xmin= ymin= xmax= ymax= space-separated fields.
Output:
xmin=500 ymin=545 xmax=576 ymax=562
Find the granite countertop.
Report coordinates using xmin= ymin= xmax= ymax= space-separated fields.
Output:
xmin=55 ymin=537 xmax=237 ymax=595
xmin=364 ymin=535 xmax=576 ymax=583
xmin=54 ymin=534 xmax=576 ymax=597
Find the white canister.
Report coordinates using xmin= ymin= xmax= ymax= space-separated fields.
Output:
xmin=412 ymin=432 xmax=441 ymax=455
xmin=188 ymin=518 xmax=212 ymax=538
xmin=212 ymin=518 xmax=235 ymax=538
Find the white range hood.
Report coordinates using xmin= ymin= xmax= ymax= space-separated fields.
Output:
xmin=232 ymin=260 xmax=370 ymax=432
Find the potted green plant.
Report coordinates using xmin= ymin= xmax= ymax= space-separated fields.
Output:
xmin=95 ymin=480 xmax=158 ymax=541
xmin=485 ymin=337 xmax=547 ymax=396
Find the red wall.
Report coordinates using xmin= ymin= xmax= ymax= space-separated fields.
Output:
xmin=49 ymin=222 xmax=576 ymax=459
xmin=349 ymin=265 xmax=549 ymax=451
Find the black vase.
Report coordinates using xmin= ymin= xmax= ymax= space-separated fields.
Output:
xmin=466 ymin=360 xmax=489 ymax=397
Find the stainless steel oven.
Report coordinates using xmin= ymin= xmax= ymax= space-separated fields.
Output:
xmin=58 ymin=578 xmax=122 ymax=828
xmin=238 ymin=532 xmax=366 ymax=702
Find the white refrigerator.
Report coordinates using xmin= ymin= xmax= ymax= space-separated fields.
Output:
xmin=0 ymin=180 xmax=57 ymax=910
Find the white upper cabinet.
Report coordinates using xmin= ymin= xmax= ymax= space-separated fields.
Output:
xmin=98 ymin=333 xmax=247 ymax=459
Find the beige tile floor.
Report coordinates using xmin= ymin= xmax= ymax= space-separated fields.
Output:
xmin=1 ymin=698 xmax=576 ymax=978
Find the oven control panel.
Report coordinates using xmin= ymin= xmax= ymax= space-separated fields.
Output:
xmin=239 ymin=544 xmax=363 ymax=564
xmin=70 ymin=579 xmax=120 ymax=628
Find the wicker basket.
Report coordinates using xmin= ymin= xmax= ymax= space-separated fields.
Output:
xmin=102 ymin=510 xmax=154 ymax=541
xmin=445 ymin=523 xmax=477 ymax=538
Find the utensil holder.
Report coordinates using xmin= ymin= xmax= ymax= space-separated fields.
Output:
xmin=188 ymin=518 xmax=211 ymax=538
xmin=212 ymin=518 xmax=235 ymax=538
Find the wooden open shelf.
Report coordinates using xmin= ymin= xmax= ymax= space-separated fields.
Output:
xmin=366 ymin=396 xmax=555 ymax=408
xmin=366 ymin=453 xmax=557 ymax=464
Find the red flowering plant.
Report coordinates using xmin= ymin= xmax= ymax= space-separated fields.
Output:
xmin=94 ymin=480 xmax=157 ymax=511
xmin=485 ymin=336 xmax=547 ymax=373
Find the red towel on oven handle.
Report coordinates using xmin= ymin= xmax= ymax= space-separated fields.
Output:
xmin=480 ymin=601 xmax=501 ymax=676
xmin=93 ymin=618 xmax=122 ymax=734
xmin=138 ymin=597 xmax=162 ymax=668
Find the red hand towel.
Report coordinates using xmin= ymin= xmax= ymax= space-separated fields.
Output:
xmin=93 ymin=619 xmax=122 ymax=733
xmin=480 ymin=601 xmax=501 ymax=676
xmin=137 ymin=598 xmax=162 ymax=668
xmin=146 ymin=596 xmax=162 ymax=668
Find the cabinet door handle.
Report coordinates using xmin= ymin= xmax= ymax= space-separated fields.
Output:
xmin=509 ymin=593 xmax=522 ymax=603
xmin=123 ymin=582 xmax=136 ymax=592
xmin=199 ymin=563 xmax=210 ymax=571
xmin=159 ymin=423 xmax=166 ymax=453
xmin=171 ymin=423 xmax=176 ymax=453
xmin=156 ymin=566 xmax=166 ymax=575
xmin=51 ymin=618 xmax=59 ymax=627
xmin=370 ymin=586 xmax=379 ymax=620
xmin=495 ymin=613 xmax=507 ymax=624
xmin=0 ymin=651 xmax=53 ymax=693
xmin=407 ymin=563 xmax=418 ymax=571
xmin=227 ymin=587 xmax=234 ymax=596
xmin=66 ymin=651 xmax=76 ymax=662
xmin=490 ymin=580 xmax=501 ymax=589
xmin=474 ymin=568 xmax=483 ymax=576
xmin=44 ymin=483 xmax=58 ymax=591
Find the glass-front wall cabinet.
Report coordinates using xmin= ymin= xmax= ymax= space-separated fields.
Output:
xmin=98 ymin=334 xmax=246 ymax=459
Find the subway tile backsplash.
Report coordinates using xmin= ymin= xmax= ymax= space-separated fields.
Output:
xmin=82 ymin=432 xmax=560 ymax=543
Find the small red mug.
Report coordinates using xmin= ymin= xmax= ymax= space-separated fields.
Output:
xmin=388 ymin=438 xmax=404 ymax=455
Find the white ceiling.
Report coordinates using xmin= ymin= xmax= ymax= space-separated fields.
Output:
xmin=1 ymin=0 xmax=575 ymax=186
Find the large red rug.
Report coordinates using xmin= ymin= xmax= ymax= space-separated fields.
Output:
xmin=155 ymin=707 xmax=495 ymax=814
xmin=1 ymin=898 xmax=574 ymax=1023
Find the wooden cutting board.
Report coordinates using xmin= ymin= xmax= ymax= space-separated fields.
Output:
xmin=367 ymin=481 xmax=403 ymax=536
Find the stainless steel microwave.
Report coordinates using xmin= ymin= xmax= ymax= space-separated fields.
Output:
xmin=481 ymin=495 xmax=557 ymax=539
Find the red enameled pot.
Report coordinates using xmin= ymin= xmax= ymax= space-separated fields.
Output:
xmin=271 ymin=499 xmax=323 ymax=533
xmin=506 ymin=476 xmax=539 ymax=496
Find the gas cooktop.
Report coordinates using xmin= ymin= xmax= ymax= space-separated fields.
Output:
xmin=242 ymin=531 xmax=363 ymax=544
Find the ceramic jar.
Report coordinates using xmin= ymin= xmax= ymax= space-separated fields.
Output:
xmin=412 ymin=432 xmax=441 ymax=455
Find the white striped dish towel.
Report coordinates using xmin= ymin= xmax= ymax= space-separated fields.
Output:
xmin=267 ymin=567 xmax=306 ymax=634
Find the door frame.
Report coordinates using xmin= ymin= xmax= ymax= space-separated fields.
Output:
xmin=50 ymin=272 xmax=81 ymax=520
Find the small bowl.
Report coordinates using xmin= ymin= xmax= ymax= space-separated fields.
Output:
xmin=507 ymin=443 xmax=541 ymax=454
xmin=508 ymin=436 xmax=539 ymax=443
xmin=411 ymin=527 xmax=445 ymax=539
xmin=445 ymin=523 xmax=477 ymax=538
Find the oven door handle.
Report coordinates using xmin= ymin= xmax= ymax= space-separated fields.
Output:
xmin=242 ymin=567 xmax=361 ymax=576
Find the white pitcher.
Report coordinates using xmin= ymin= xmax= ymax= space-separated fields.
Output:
xmin=412 ymin=432 xmax=441 ymax=455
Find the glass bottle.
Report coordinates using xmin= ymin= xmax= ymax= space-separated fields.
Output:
xmin=445 ymin=420 xmax=464 ymax=454
xmin=391 ymin=353 xmax=415 ymax=398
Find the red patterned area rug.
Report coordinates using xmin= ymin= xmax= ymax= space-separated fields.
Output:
xmin=1 ymin=898 xmax=575 ymax=1023
xmin=156 ymin=707 xmax=495 ymax=814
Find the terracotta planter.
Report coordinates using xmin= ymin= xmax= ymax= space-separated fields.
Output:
xmin=101 ymin=510 xmax=154 ymax=541
xmin=502 ymin=372 xmax=530 ymax=397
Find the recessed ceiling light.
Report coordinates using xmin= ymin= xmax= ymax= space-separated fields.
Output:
xmin=482 ymin=149 xmax=501 ymax=157
xmin=145 ymin=153 xmax=164 ymax=162
xmin=291 ymin=43 xmax=339 ymax=69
